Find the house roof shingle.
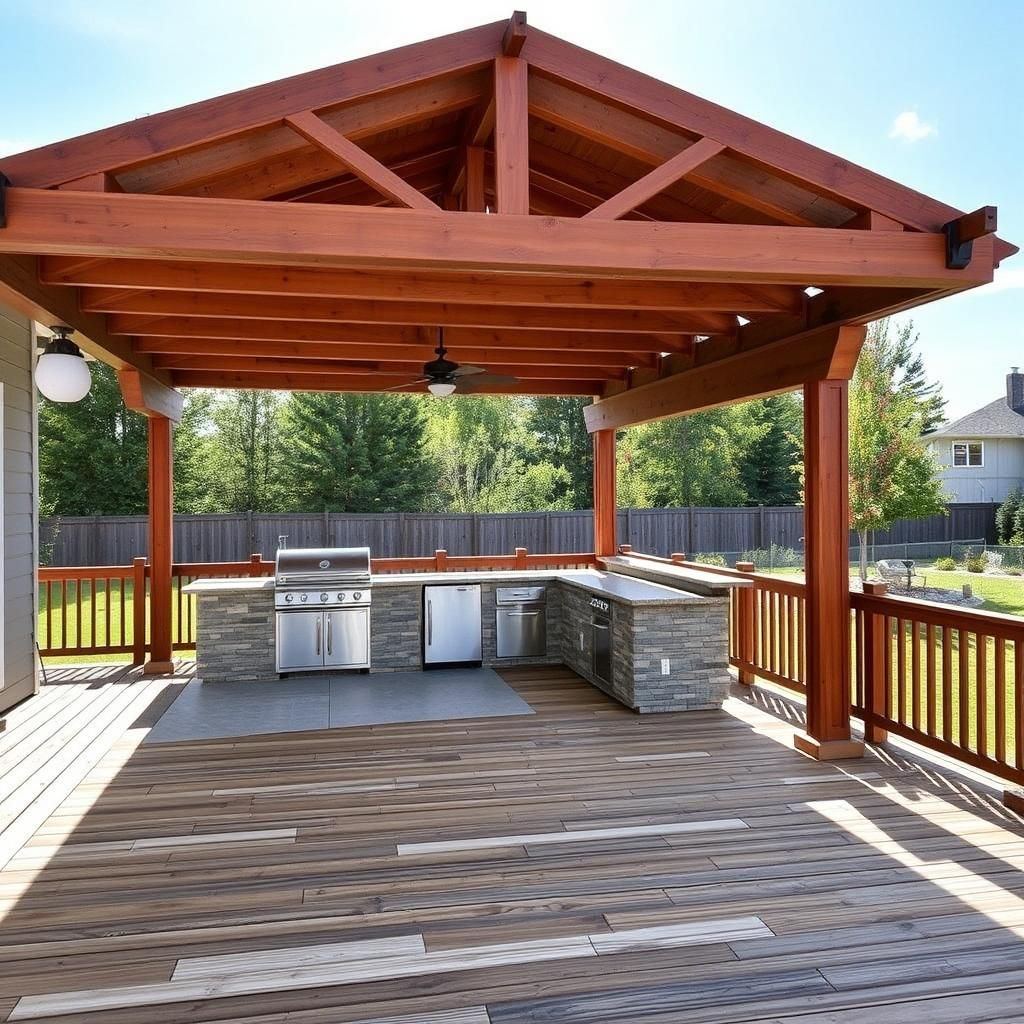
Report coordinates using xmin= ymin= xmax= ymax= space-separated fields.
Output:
xmin=929 ymin=397 xmax=1024 ymax=439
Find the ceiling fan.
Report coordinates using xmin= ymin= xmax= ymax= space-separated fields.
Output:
xmin=388 ymin=329 xmax=519 ymax=397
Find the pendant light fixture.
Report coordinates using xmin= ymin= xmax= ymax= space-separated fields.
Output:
xmin=35 ymin=325 xmax=92 ymax=403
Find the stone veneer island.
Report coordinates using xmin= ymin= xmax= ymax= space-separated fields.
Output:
xmin=184 ymin=566 xmax=747 ymax=714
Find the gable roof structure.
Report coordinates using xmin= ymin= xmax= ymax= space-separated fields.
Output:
xmin=929 ymin=398 xmax=1024 ymax=440
xmin=0 ymin=11 xmax=1014 ymax=428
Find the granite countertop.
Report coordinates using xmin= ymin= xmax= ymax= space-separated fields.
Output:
xmin=600 ymin=555 xmax=751 ymax=596
xmin=184 ymin=568 xmax=705 ymax=606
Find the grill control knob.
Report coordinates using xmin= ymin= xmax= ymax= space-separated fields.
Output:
xmin=284 ymin=593 xmax=294 ymax=604
xmin=320 ymin=592 xmax=329 ymax=603
xmin=353 ymin=592 xmax=362 ymax=601
xmin=337 ymin=592 xmax=346 ymax=602
xmin=300 ymin=593 xmax=308 ymax=603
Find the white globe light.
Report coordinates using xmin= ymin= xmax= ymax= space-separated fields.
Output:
xmin=427 ymin=381 xmax=457 ymax=397
xmin=35 ymin=329 xmax=92 ymax=403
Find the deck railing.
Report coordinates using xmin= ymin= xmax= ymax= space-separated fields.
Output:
xmin=38 ymin=548 xmax=598 ymax=660
xmin=616 ymin=546 xmax=1024 ymax=788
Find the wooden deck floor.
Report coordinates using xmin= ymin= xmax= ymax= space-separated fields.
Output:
xmin=2 ymin=664 xmax=1024 ymax=1023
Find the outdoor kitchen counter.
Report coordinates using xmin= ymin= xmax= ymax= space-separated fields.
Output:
xmin=184 ymin=569 xmax=732 ymax=712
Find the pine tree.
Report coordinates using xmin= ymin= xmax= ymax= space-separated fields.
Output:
xmin=867 ymin=318 xmax=947 ymax=433
xmin=996 ymin=487 xmax=1023 ymax=545
xmin=736 ymin=394 xmax=803 ymax=505
xmin=279 ymin=392 xmax=432 ymax=512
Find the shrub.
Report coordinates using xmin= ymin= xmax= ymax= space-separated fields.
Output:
xmin=740 ymin=544 xmax=801 ymax=569
xmin=996 ymin=487 xmax=1024 ymax=544
xmin=1006 ymin=567 xmax=1023 ymax=577
xmin=933 ymin=556 xmax=956 ymax=571
xmin=964 ymin=553 xmax=987 ymax=573
xmin=693 ymin=553 xmax=727 ymax=567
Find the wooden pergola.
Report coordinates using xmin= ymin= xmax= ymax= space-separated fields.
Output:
xmin=0 ymin=12 xmax=1013 ymax=759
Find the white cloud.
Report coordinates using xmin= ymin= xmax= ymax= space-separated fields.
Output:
xmin=889 ymin=110 xmax=937 ymax=143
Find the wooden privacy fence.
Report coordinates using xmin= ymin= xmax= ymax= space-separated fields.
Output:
xmin=38 ymin=549 xmax=597 ymax=661
xmin=40 ymin=502 xmax=996 ymax=567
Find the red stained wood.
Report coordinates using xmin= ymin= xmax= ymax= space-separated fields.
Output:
xmin=1 ymin=189 xmax=997 ymax=288
xmin=592 ymin=429 xmax=617 ymax=557
xmin=283 ymin=111 xmax=439 ymax=211
xmin=147 ymin=417 xmax=174 ymax=669
xmin=583 ymin=138 xmax=726 ymax=220
xmin=802 ymin=376 xmax=855 ymax=744
xmin=494 ymin=57 xmax=529 ymax=215
xmin=465 ymin=146 xmax=487 ymax=213
xmin=117 ymin=367 xmax=184 ymax=422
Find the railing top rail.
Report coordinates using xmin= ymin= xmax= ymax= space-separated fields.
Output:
xmin=38 ymin=565 xmax=135 ymax=580
xmin=853 ymin=590 xmax=1024 ymax=639
xmin=616 ymin=547 xmax=805 ymax=595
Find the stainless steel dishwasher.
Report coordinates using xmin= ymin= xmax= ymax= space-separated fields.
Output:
xmin=495 ymin=586 xmax=547 ymax=658
xmin=590 ymin=596 xmax=613 ymax=687
xmin=423 ymin=584 xmax=482 ymax=666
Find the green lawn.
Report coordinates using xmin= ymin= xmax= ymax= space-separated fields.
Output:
xmin=38 ymin=579 xmax=196 ymax=665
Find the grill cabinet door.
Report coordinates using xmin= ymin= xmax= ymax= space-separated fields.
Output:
xmin=276 ymin=611 xmax=324 ymax=672
xmin=324 ymin=608 xmax=370 ymax=668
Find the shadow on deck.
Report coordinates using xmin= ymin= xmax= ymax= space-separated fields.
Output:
xmin=1 ymin=662 xmax=1024 ymax=1022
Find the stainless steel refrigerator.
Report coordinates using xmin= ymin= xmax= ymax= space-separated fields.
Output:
xmin=423 ymin=584 xmax=482 ymax=665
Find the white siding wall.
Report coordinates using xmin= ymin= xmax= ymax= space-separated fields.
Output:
xmin=929 ymin=436 xmax=1024 ymax=504
xmin=0 ymin=306 xmax=37 ymax=712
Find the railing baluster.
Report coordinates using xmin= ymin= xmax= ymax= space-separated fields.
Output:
xmin=958 ymin=628 xmax=970 ymax=750
xmin=942 ymin=626 xmax=953 ymax=744
xmin=1015 ymin=640 xmax=1024 ymax=772
xmin=995 ymin=637 xmax=1006 ymax=766
xmin=896 ymin=618 xmax=907 ymax=724
xmin=884 ymin=615 xmax=894 ymax=721
xmin=977 ymin=632 xmax=989 ymax=759
xmin=926 ymin=623 xmax=936 ymax=738
xmin=911 ymin=619 xmax=921 ymax=732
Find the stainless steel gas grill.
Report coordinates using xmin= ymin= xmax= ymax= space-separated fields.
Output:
xmin=274 ymin=546 xmax=372 ymax=673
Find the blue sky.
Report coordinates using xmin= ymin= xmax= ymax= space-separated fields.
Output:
xmin=2 ymin=0 xmax=1021 ymax=419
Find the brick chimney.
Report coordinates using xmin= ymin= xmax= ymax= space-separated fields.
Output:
xmin=1008 ymin=368 xmax=1024 ymax=413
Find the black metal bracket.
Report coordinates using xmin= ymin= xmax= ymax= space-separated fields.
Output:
xmin=0 ymin=173 xmax=9 ymax=229
xmin=943 ymin=217 xmax=973 ymax=270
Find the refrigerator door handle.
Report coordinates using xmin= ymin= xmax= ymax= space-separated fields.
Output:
xmin=315 ymin=616 xmax=322 ymax=656
xmin=427 ymin=599 xmax=433 ymax=646
xmin=326 ymin=614 xmax=332 ymax=656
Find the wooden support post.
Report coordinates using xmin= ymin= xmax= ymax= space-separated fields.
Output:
xmin=593 ymin=429 xmax=617 ymax=557
xmin=795 ymin=379 xmax=864 ymax=760
xmin=494 ymin=56 xmax=529 ymax=214
xmin=861 ymin=580 xmax=889 ymax=744
xmin=145 ymin=416 xmax=175 ymax=674
xmin=515 ymin=547 xmax=528 ymax=569
xmin=734 ymin=560 xmax=756 ymax=685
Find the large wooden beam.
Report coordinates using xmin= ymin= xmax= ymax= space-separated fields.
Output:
xmin=126 ymin=319 xmax=688 ymax=354
xmin=139 ymin=338 xmax=655 ymax=368
xmin=146 ymin=416 xmax=175 ymax=674
xmin=464 ymin=146 xmax=487 ymax=213
xmin=795 ymin=368 xmax=863 ymax=760
xmin=494 ymin=56 xmax=529 ymax=214
xmin=168 ymin=370 xmax=601 ymax=396
xmin=118 ymin=368 xmax=185 ymax=422
xmin=42 ymin=257 xmax=801 ymax=313
xmin=1 ymin=189 xmax=996 ymax=288
xmin=148 ymin=354 xmax=622 ymax=381
xmin=0 ymin=253 xmax=176 ymax=395
xmin=584 ymin=138 xmax=725 ymax=220
xmin=0 ymin=21 xmax=508 ymax=187
xmin=583 ymin=323 xmax=866 ymax=432
xmin=592 ymin=429 xmax=617 ymax=556
xmin=87 ymin=290 xmax=733 ymax=335
xmin=284 ymin=111 xmax=439 ymax=210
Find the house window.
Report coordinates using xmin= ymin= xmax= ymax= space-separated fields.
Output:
xmin=952 ymin=441 xmax=984 ymax=467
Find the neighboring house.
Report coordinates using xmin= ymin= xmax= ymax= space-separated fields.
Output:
xmin=927 ymin=369 xmax=1024 ymax=503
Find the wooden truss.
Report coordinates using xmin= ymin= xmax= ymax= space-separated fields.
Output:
xmin=0 ymin=11 xmax=1010 ymax=421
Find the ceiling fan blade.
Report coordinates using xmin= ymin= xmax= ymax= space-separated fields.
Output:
xmin=383 ymin=377 xmax=429 ymax=392
xmin=456 ymin=373 xmax=520 ymax=393
xmin=452 ymin=365 xmax=487 ymax=377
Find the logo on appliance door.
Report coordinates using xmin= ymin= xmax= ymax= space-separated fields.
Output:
xmin=319 ymin=559 xmax=330 ymax=569
xmin=589 ymin=597 xmax=609 ymax=612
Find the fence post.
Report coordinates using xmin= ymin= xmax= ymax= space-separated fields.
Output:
xmin=131 ymin=557 xmax=147 ymax=666
xmin=515 ymin=546 xmax=528 ymax=569
xmin=758 ymin=505 xmax=765 ymax=549
xmin=246 ymin=510 xmax=255 ymax=558
xmin=734 ymin=560 xmax=756 ymax=685
xmin=861 ymin=581 xmax=889 ymax=744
